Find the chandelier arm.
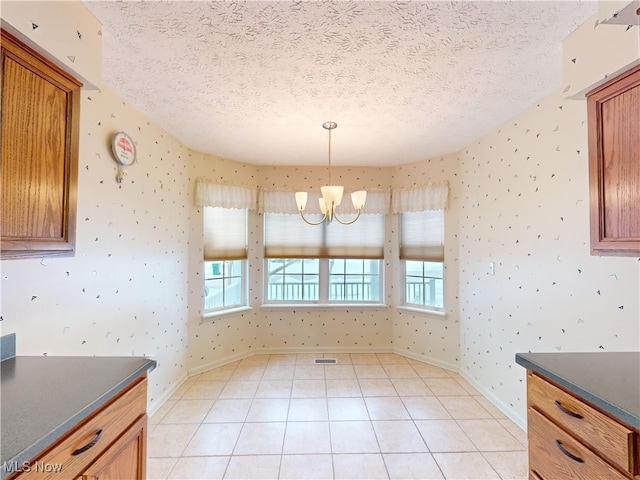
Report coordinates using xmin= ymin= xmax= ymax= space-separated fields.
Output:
xmin=299 ymin=209 xmax=328 ymax=226
xmin=333 ymin=208 xmax=363 ymax=225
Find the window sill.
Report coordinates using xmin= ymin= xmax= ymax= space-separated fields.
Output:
xmin=396 ymin=305 xmax=446 ymax=319
xmin=201 ymin=306 xmax=253 ymax=322
xmin=260 ymin=303 xmax=389 ymax=311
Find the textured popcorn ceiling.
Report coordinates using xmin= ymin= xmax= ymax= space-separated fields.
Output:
xmin=84 ymin=1 xmax=597 ymax=166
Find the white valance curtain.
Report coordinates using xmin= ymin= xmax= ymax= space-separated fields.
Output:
xmin=392 ymin=181 xmax=449 ymax=262
xmin=195 ymin=179 xmax=257 ymax=210
xmin=391 ymin=181 xmax=448 ymax=213
xmin=196 ymin=180 xmax=256 ymax=261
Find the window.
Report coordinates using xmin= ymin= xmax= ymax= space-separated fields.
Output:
xmin=329 ymin=259 xmax=381 ymax=302
xmin=267 ymin=258 xmax=319 ymax=302
xmin=203 ymin=206 xmax=247 ymax=313
xmin=393 ymin=182 xmax=448 ymax=312
xmin=400 ymin=209 xmax=445 ymax=311
xmin=404 ymin=260 xmax=443 ymax=309
xmin=265 ymin=258 xmax=382 ymax=303
xmin=261 ymin=190 xmax=388 ymax=305
xmin=196 ymin=181 xmax=256 ymax=315
xmin=204 ymin=259 xmax=244 ymax=310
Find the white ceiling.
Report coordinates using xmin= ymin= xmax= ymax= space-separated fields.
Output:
xmin=83 ymin=1 xmax=597 ymax=167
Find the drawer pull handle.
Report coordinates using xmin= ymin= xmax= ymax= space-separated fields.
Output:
xmin=555 ymin=439 xmax=584 ymax=463
xmin=72 ymin=429 xmax=103 ymax=456
xmin=554 ymin=400 xmax=583 ymax=419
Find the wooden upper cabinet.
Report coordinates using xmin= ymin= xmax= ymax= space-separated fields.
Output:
xmin=1 ymin=29 xmax=82 ymax=259
xmin=587 ymin=64 xmax=640 ymax=257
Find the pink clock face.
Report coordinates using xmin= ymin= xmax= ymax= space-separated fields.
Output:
xmin=112 ymin=133 xmax=136 ymax=165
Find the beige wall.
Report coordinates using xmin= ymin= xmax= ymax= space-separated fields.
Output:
xmin=390 ymin=156 xmax=461 ymax=369
xmin=456 ymin=14 xmax=639 ymax=426
xmin=0 ymin=85 xmax=191 ymax=412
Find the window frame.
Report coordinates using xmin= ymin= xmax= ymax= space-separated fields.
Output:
xmin=264 ymin=257 xmax=384 ymax=305
xmin=401 ymin=259 xmax=445 ymax=313
xmin=393 ymin=182 xmax=448 ymax=315
xmin=203 ymin=259 xmax=248 ymax=314
xmin=201 ymin=203 xmax=250 ymax=317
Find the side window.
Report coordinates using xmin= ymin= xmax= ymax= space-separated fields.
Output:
xmin=404 ymin=260 xmax=444 ymax=310
xmin=203 ymin=206 xmax=247 ymax=313
xmin=204 ymin=260 xmax=245 ymax=311
xmin=400 ymin=209 xmax=445 ymax=312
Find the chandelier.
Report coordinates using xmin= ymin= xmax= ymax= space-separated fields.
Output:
xmin=295 ymin=122 xmax=367 ymax=225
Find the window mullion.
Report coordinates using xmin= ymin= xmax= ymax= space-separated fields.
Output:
xmin=319 ymin=259 xmax=329 ymax=303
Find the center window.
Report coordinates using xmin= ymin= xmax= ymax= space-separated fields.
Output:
xmin=266 ymin=258 xmax=381 ymax=303
xmin=261 ymin=190 xmax=388 ymax=305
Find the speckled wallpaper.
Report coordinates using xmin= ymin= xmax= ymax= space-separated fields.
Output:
xmin=186 ymin=153 xmax=260 ymax=372
xmin=457 ymin=82 xmax=639 ymax=426
xmin=0 ymin=3 xmax=193 ymax=412
xmin=390 ymin=156 xmax=461 ymax=370
xmin=0 ymin=85 xmax=191 ymax=411
xmin=454 ymin=17 xmax=639 ymax=427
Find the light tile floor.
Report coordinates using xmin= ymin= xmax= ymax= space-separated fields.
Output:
xmin=147 ymin=353 xmax=528 ymax=480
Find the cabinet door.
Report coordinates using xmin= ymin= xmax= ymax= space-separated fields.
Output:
xmin=587 ymin=64 xmax=640 ymax=256
xmin=0 ymin=29 xmax=81 ymax=259
xmin=79 ymin=416 xmax=147 ymax=480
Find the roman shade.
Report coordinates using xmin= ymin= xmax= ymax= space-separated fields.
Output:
xmin=196 ymin=180 xmax=256 ymax=261
xmin=392 ymin=182 xmax=448 ymax=262
xmin=260 ymin=190 xmax=390 ymax=259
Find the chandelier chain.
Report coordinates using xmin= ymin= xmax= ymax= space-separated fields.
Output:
xmin=328 ymin=126 xmax=332 ymax=185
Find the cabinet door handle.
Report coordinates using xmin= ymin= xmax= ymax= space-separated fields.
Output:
xmin=72 ymin=429 xmax=103 ymax=456
xmin=555 ymin=439 xmax=584 ymax=463
xmin=554 ymin=400 xmax=583 ymax=419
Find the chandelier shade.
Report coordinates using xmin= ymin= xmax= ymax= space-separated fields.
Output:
xmin=295 ymin=122 xmax=366 ymax=225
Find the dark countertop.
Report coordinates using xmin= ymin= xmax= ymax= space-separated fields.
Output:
xmin=516 ymin=352 xmax=640 ymax=429
xmin=1 ymin=356 xmax=156 ymax=479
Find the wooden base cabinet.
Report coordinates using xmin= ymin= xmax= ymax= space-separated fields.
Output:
xmin=8 ymin=378 xmax=148 ymax=480
xmin=78 ymin=416 xmax=146 ymax=480
xmin=526 ymin=372 xmax=639 ymax=480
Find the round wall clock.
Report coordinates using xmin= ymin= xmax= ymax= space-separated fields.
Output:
xmin=111 ymin=131 xmax=137 ymax=166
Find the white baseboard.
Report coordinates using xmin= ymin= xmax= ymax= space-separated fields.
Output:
xmin=147 ymin=370 xmax=189 ymax=417
xmin=188 ymin=346 xmax=393 ymax=375
xmin=255 ymin=345 xmax=394 ymax=355
xmin=458 ymin=368 xmax=527 ymax=431
xmin=392 ymin=348 xmax=459 ymax=373
xmin=188 ymin=350 xmax=256 ymax=376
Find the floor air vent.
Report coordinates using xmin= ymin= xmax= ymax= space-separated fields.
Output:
xmin=314 ymin=358 xmax=337 ymax=364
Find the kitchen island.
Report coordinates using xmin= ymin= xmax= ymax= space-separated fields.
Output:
xmin=516 ymin=351 xmax=639 ymax=480
xmin=1 ymin=347 xmax=155 ymax=479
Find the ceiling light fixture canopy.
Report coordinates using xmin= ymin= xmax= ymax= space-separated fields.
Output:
xmin=295 ymin=122 xmax=367 ymax=225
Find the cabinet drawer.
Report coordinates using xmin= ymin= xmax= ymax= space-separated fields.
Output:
xmin=528 ymin=408 xmax=628 ymax=480
xmin=12 ymin=378 xmax=147 ymax=479
xmin=527 ymin=372 xmax=634 ymax=474
xmin=79 ymin=414 xmax=147 ymax=480
xmin=529 ymin=469 xmax=543 ymax=480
